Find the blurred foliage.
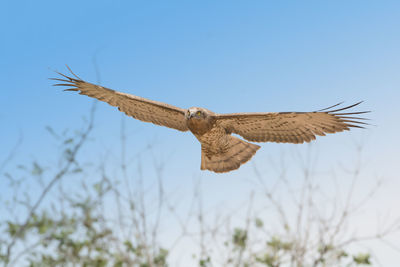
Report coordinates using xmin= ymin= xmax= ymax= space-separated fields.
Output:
xmin=0 ymin=119 xmax=379 ymax=266
xmin=224 ymin=223 xmax=371 ymax=266
xmin=1 ymin=178 xmax=168 ymax=267
xmin=233 ymin=228 xmax=247 ymax=249
xmin=227 ymin=227 xmax=371 ymax=266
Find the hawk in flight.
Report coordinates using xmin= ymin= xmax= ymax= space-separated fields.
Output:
xmin=52 ymin=69 xmax=369 ymax=173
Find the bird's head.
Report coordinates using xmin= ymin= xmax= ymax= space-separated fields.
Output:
xmin=186 ymin=107 xmax=212 ymax=120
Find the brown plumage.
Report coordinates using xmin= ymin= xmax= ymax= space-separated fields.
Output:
xmin=51 ymin=69 xmax=369 ymax=173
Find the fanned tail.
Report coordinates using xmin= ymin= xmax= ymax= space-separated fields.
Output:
xmin=201 ymin=136 xmax=260 ymax=173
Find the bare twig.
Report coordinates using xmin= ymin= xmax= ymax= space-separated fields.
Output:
xmin=0 ymin=132 xmax=23 ymax=173
xmin=4 ymin=103 xmax=96 ymax=265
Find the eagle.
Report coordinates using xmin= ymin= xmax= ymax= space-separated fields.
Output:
xmin=52 ymin=69 xmax=368 ymax=173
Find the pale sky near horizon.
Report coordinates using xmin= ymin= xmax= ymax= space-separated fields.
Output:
xmin=1 ymin=0 xmax=400 ymax=265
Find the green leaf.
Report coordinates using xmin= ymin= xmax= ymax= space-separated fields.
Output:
xmin=93 ymin=183 xmax=102 ymax=194
xmin=353 ymin=253 xmax=371 ymax=265
xmin=255 ymin=218 xmax=264 ymax=228
xmin=124 ymin=240 xmax=135 ymax=253
xmin=233 ymin=228 xmax=247 ymax=248
xmin=38 ymin=224 xmax=48 ymax=234
xmin=256 ymin=253 xmax=277 ymax=266
xmin=31 ymin=162 xmax=43 ymax=176
xmin=337 ymin=250 xmax=348 ymax=259
xmin=64 ymin=138 xmax=74 ymax=144
xmin=72 ymin=168 xmax=83 ymax=173
xmin=153 ymin=248 xmax=168 ymax=266
xmin=199 ymin=256 xmax=211 ymax=267
xmin=267 ymin=236 xmax=292 ymax=251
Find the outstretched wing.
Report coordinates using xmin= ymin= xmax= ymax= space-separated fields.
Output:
xmin=215 ymin=102 xmax=369 ymax=144
xmin=51 ymin=70 xmax=189 ymax=132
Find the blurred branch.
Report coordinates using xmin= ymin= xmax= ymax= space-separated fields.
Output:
xmin=2 ymin=114 xmax=399 ymax=266
xmin=0 ymin=132 xmax=23 ymax=174
xmin=4 ymin=104 xmax=96 ymax=266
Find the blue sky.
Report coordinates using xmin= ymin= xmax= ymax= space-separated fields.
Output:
xmin=1 ymin=0 xmax=400 ymax=265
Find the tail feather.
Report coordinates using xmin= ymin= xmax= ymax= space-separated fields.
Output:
xmin=201 ymin=136 xmax=260 ymax=173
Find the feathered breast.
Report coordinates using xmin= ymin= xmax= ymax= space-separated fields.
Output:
xmin=187 ymin=118 xmax=215 ymax=136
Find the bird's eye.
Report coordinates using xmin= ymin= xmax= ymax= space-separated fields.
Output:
xmin=197 ymin=111 xmax=201 ymax=116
